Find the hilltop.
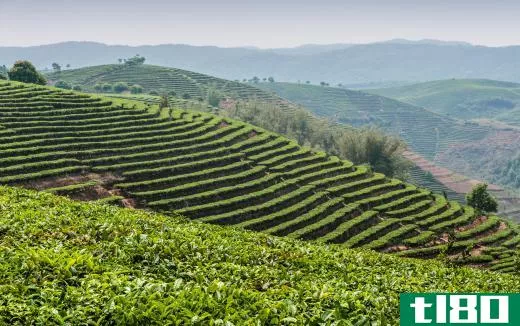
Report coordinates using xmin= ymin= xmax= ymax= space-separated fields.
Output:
xmin=0 ymin=80 xmax=518 ymax=274
xmin=46 ymin=63 xmax=283 ymax=104
xmin=1 ymin=186 xmax=519 ymax=324
xmin=367 ymin=79 xmax=520 ymax=124
xmin=3 ymin=41 xmax=520 ymax=84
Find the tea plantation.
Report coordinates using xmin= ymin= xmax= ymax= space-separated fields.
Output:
xmin=47 ymin=64 xmax=286 ymax=105
xmin=0 ymin=186 xmax=519 ymax=324
xmin=0 ymin=80 xmax=518 ymax=274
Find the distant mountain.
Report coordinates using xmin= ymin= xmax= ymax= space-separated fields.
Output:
xmin=2 ymin=41 xmax=520 ymax=84
xmin=376 ymin=39 xmax=473 ymax=46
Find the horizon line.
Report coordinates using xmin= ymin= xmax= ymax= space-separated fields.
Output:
xmin=1 ymin=38 xmax=518 ymax=50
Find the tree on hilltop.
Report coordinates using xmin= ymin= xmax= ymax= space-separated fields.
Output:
xmin=125 ymin=55 xmax=146 ymax=66
xmin=268 ymin=76 xmax=275 ymax=83
xmin=466 ymin=184 xmax=498 ymax=215
xmin=8 ymin=61 xmax=47 ymax=85
xmin=52 ymin=62 xmax=61 ymax=73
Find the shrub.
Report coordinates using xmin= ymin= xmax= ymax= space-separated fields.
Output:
xmin=113 ymin=82 xmax=129 ymax=93
xmin=130 ymin=84 xmax=143 ymax=94
xmin=149 ymin=90 xmax=159 ymax=96
xmin=182 ymin=93 xmax=191 ymax=99
xmin=94 ymin=84 xmax=103 ymax=92
xmin=102 ymin=83 xmax=113 ymax=92
xmin=72 ymin=85 xmax=82 ymax=91
xmin=8 ymin=60 xmax=47 ymax=85
xmin=54 ymin=80 xmax=72 ymax=90
xmin=168 ymin=90 xmax=177 ymax=97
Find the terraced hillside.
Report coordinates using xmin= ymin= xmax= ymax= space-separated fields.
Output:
xmin=47 ymin=64 xmax=286 ymax=104
xmin=366 ymin=79 xmax=520 ymax=124
xmin=256 ymin=82 xmax=493 ymax=161
xmin=0 ymin=80 xmax=518 ymax=274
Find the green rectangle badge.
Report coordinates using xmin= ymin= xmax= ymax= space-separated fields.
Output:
xmin=400 ymin=293 xmax=520 ymax=325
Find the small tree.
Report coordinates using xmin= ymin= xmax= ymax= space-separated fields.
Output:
xmin=72 ymin=85 xmax=82 ymax=91
xmin=466 ymin=184 xmax=498 ymax=215
xmin=66 ymin=64 xmax=71 ymax=69
xmin=52 ymin=62 xmax=61 ymax=73
xmin=94 ymin=83 xmax=103 ymax=92
xmin=8 ymin=61 xmax=47 ymax=85
xmin=54 ymin=80 xmax=72 ymax=90
xmin=268 ymin=76 xmax=275 ymax=83
xmin=159 ymin=94 xmax=170 ymax=109
xmin=113 ymin=82 xmax=129 ymax=93
xmin=0 ymin=74 xmax=6 ymax=80
xmin=251 ymin=76 xmax=260 ymax=84
xmin=130 ymin=84 xmax=143 ymax=94
xmin=207 ymin=89 xmax=221 ymax=107
xmin=102 ymin=83 xmax=113 ymax=92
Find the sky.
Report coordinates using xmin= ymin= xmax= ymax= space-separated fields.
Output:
xmin=1 ymin=0 xmax=520 ymax=48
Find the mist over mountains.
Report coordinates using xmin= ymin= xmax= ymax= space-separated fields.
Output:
xmin=2 ymin=40 xmax=520 ymax=84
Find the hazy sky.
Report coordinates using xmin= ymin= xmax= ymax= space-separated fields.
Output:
xmin=1 ymin=0 xmax=519 ymax=48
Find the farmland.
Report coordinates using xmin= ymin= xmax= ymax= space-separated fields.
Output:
xmin=47 ymin=64 xmax=287 ymax=105
xmin=1 ymin=186 xmax=519 ymax=324
xmin=366 ymin=79 xmax=520 ymax=124
xmin=256 ymin=82 xmax=520 ymax=209
xmin=0 ymin=80 xmax=518 ymax=274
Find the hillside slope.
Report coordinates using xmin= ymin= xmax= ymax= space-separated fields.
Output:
xmin=256 ymin=82 xmax=492 ymax=160
xmin=0 ymin=81 xmax=518 ymax=273
xmin=2 ymin=186 xmax=519 ymax=324
xmin=256 ymin=82 xmax=520 ymax=194
xmin=47 ymin=64 xmax=286 ymax=105
xmin=367 ymin=79 xmax=520 ymax=123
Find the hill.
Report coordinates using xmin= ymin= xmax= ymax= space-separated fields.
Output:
xmin=367 ymin=79 xmax=520 ymax=124
xmin=0 ymin=80 xmax=518 ymax=273
xmin=255 ymin=82 xmax=520 ymax=194
xmin=256 ymin=82 xmax=492 ymax=160
xmin=3 ymin=41 xmax=520 ymax=84
xmin=2 ymin=186 xmax=519 ymax=324
xmin=46 ymin=64 xmax=284 ymax=104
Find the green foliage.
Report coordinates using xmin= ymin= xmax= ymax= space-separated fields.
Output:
xmin=72 ymin=85 xmax=82 ymax=91
xmin=337 ymin=127 xmax=412 ymax=178
xmin=159 ymin=94 xmax=170 ymax=109
xmin=8 ymin=60 xmax=47 ymax=85
xmin=51 ymin=62 xmax=61 ymax=73
xmin=93 ymin=83 xmax=103 ymax=92
xmin=0 ymin=186 xmax=518 ymax=324
xmin=113 ymin=82 xmax=129 ymax=93
xmin=130 ymin=84 xmax=143 ymax=94
xmin=102 ymin=83 xmax=113 ymax=92
xmin=124 ymin=55 xmax=146 ymax=66
xmin=466 ymin=184 xmax=499 ymax=214
xmin=207 ymin=89 xmax=222 ymax=107
xmin=54 ymin=80 xmax=72 ymax=90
